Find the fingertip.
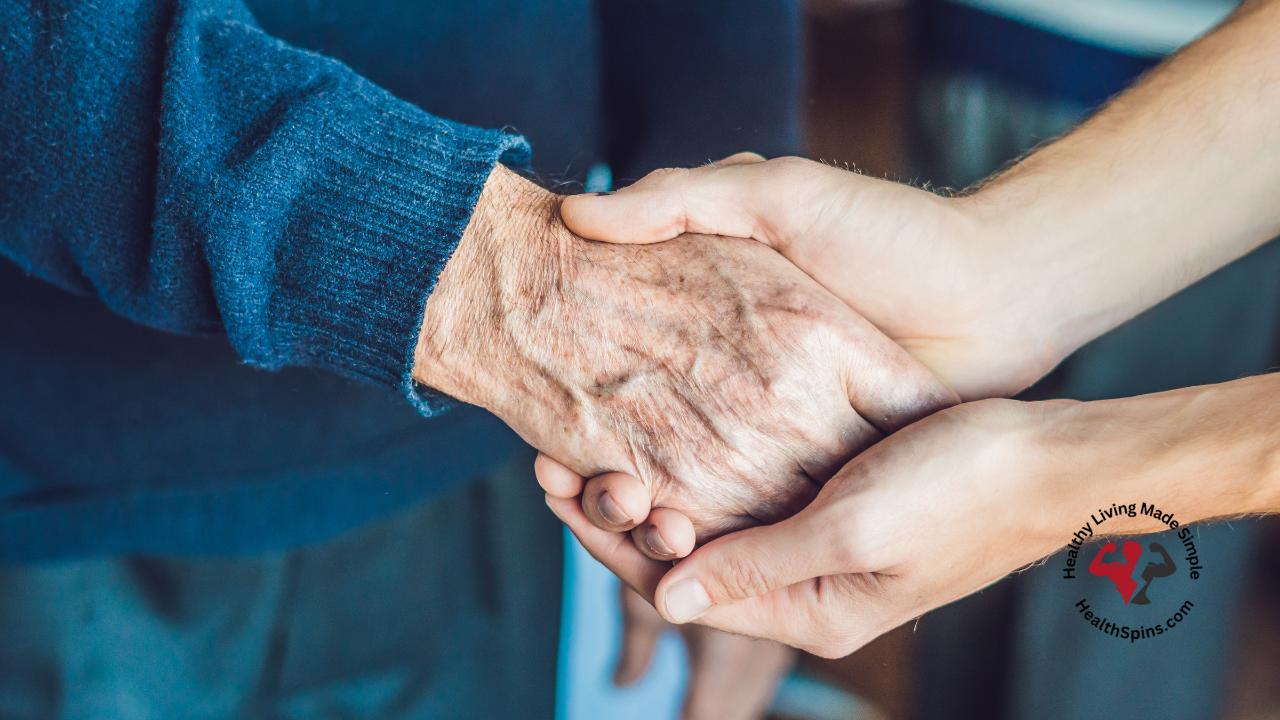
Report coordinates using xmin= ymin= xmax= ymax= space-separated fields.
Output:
xmin=653 ymin=511 xmax=841 ymax=623
xmin=582 ymin=472 xmax=652 ymax=532
xmin=561 ymin=192 xmax=652 ymax=244
xmin=550 ymin=490 xmax=669 ymax=603
xmin=535 ymin=452 xmax=585 ymax=498
xmin=559 ymin=193 xmax=607 ymax=239
xmin=633 ymin=507 xmax=696 ymax=560
xmin=562 ymin=183 xmax=687 ymax=245
xmin=544 ymin=493 xmax=575 ymax=524
xmin=657 ymin=576 xmax=713 ymax=625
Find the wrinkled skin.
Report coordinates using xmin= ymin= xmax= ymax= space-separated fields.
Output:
xmin=415 ymin=166 xmax=958 ymax=539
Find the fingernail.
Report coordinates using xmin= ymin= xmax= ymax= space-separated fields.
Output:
xmin=645 ymin=526 xmax=674 ymax=557
xmin=598 ymin=492 xmax=632 ymax=525
xmin=579 ymin=191 xmax=613 ymax=197
xmin=664 ymin=578 xmax=712 ymax=623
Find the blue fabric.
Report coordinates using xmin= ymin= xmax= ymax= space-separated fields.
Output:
xmin=2 ymin=0 xmax=530 ymax=405
xmin=0 ymin=235 xmax=532 ymax=561
xmin=0 ymin=449 xmax=564 ymax=720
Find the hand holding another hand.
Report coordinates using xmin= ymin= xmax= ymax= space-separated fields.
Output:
xmin=549 ymin=0 xmax=1280 ymax=656
xmin=414 ymin=165 xmax=957 ymax=541
xmin=544 ymin=154 xmax=1096 ymax=656
xmin=548 ymin=398 xmax=1074 ymax=658
xmin=552 ymin=368 xmax=1280 ymax=659
xmin=562 ymin=153 xmax=1075 ymax=401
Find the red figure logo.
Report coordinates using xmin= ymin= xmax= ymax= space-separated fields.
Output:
xmin=1089 ymin=541 xmax=1143 ymax=604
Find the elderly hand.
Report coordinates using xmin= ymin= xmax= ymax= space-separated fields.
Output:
xmin=551 ymin=154 xmax=1054 ymax=556
xmin=543 ymin=397 xmax=1061 ymax=656
xmin=549 ymin=0 xmax=1280 ymax=654
xmin=414 ymin=165 xmax=957 ymax=539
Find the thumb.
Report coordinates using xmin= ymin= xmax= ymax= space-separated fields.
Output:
xmin=653 ymin=506 xmax=846 ymax=624
xmin=562 ymin=152 xmax=784 ymax=245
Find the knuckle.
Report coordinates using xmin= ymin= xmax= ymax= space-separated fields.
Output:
xmin=713 ymin=553 xmax=774 ymax=601
xmin=767 ymin=155 xmax=811 ymax=178
xmin=645 ymin=166 xmax=689 ymax=186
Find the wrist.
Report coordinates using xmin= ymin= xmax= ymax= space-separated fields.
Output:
xmin=1030 ymin=376 xmax=1280 ymax=540
xmin=928 ymin=193 xmax=1082 ymax=395
xmin=412 ymin=164 xmax=565 ymax=409
xmin=963 ymin=178 xmax=1128 ymax=372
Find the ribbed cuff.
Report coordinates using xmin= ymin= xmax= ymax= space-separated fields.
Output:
xmin=266 ymin=87 xmax=530 ymax=416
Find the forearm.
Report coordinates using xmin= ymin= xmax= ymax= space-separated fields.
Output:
xmin=967 ymin=0 xmax=1280 ymax=359
xmin=1036 ymin=373 xmax=1280 ymax=542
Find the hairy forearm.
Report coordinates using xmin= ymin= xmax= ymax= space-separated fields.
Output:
xmin=1035 ymin=373 xmax=1280 ymax=542
xmin=967 ymin=0 xmax=1280 ymax=359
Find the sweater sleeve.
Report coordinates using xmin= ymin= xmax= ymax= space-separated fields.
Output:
xmin=0 ymin=0 xmax=530 ymax=414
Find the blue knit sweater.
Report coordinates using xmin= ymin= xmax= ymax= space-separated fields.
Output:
xmin=3 ymin=0 xmax=532 ymax=410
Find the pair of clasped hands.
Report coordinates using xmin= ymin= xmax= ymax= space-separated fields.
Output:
xmin=414 ymin=149 xmax=1065 ymax=662
xmin=529 ymin=152 xmax=1067 ymax=659
xmin=412 ymin=4 xmax=1280 ymax=663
